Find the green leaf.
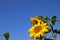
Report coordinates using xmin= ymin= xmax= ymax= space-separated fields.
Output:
xmin=45 ymin=38 xmax=53 ymax=40
xmin=3 ymin=32 xmax=10 ymax=40
xmin=35 ymin=16 xmax=44 ymax=20
xmin=53 ymin=30 xmax=60 ymax=34
xmin=35 ymin=16 xmax=49 ymax=23
xmin=51 ymin=16 xmax=56 ymax=25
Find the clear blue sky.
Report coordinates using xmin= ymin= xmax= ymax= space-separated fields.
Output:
xmin=0 ymin=0 xmax=60 ymax=40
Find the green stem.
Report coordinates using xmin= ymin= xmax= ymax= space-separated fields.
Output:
xmin=50 ymin=25 xmax=56 ymax=40
xmin=52 ymin=31 xmax=56 ymax=40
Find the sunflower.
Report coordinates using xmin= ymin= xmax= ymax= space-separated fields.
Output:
xmin=30 ymin=17 xmax=43 ymax=25
xmin=28 ymin=18 xmax=49 ymax=38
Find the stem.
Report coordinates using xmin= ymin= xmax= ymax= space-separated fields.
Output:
xmin=50 ymin=25 xmax=56 ymax=40
xmin=52 ymin=31 xmax=56 ymax=40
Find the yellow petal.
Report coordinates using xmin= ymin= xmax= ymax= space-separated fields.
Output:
xmin=30 ymin=33 xmax=35 ymax=38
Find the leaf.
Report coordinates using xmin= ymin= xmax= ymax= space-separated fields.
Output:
xmin=43 ymin=16 xmax=48 ymax=20
xmin=3 ymin=32 xmax=10 ymax=40
xmin=36 ymin=16 xmax=49 ymax=23
xmin=45 ymin=38 xmax=53 ymax=40
xmin=35 ymin=16 xmax=44 ymax=20
xmin=51 ymin=16 xmax=56 ymax=25
xmin=53 ymin=30 xmax=60 ymax=34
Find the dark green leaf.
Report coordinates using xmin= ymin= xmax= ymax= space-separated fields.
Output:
xmin=51 ymin=16 xmax=56 ymax=25
xmin=3 ymin=32 xmax=10 ymax=40
xmin=53 ymin=30 xmax=60 ymax=34
xmin=45 ymin=38 xmax=53 ymax=40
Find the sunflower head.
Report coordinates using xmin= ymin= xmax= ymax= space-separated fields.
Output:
xmin=28 ymin=17 xmax=49 ymax=38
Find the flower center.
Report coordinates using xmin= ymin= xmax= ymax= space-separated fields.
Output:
xmin=34 ymin=26 xmax=42 ymax=33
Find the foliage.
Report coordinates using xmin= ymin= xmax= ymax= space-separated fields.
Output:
xmin=28 ymin=16 xmax=60 ymax=40
xmin=3 ymin=32 xmax=10 ymax=40
xmin=0 ymin=32 xmax=10 ymax=40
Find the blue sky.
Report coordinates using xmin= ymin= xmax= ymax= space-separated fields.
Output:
xmin=0 ymin=0 xmax=60 ymax=40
